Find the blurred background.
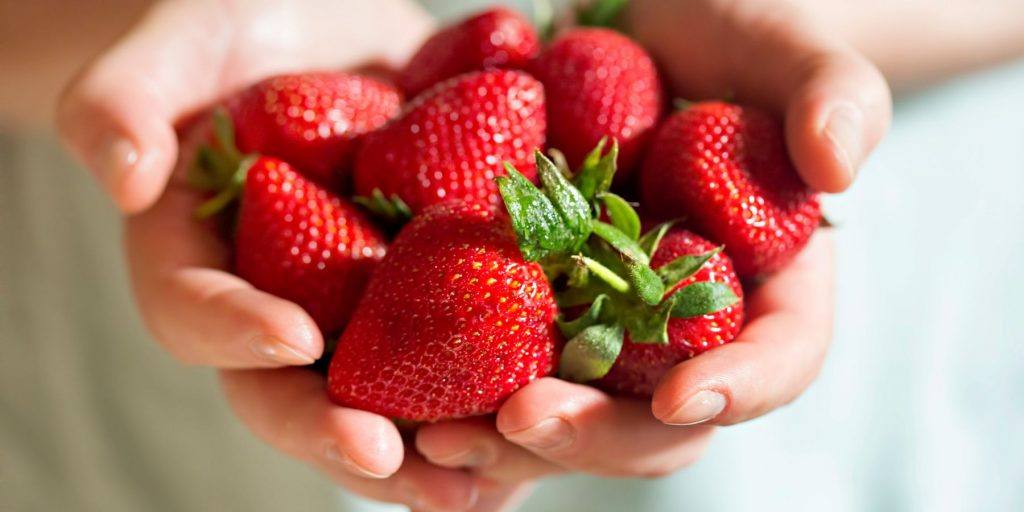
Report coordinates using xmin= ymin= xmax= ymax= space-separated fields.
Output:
xmin=2 ymin=1 xmax=1022 ymax=511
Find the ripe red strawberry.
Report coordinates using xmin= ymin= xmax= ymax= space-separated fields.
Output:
xmin=354 ymin=69 xmax=546 ymax=214
xmin=598 ymin=229 xmax=744 ymax=396
xmin=531 ymin=28 xmax=664 ymax=180
xmin=228 ymin=72 xmax=402 ymax=190
xmin=398 ymin=7 xmax=540 ymax=96
xmin=189 ymin=110 xmax=387 ymax=335
xmin=234 ymin=158 xmax=387 ymax=334
xmin=640 ymin=102 xmax=822 ymax=277
xmin=497 ymin=146 xmax=743 ymax=398
xmin=327 ymin=202 xmax=560 ymax=421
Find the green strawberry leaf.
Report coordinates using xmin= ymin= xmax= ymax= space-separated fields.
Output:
xmin=624 ymin=259 xmax=665 ymax=306
xmin=558 ymin=323 xmax=625 ymax=383
xmin=673 ymin=98 xmax=696 ymax=111
xmin=536 ymin=151 xmax=592 ymax=250
xmin=189 ymin=146 xmax=233 ymax=191
xmin=638 ymin=221 xmax=675 ymax=258
xmin=557 ymin=294 xmax=610 ymax=339
xmin=657 ymin=248 xmax=722 ymax=290
xmin=194 ymin=155 xmax=255 ymax=219
xmin=574 ymin=139 xmax=618 ymax=202
xmin=557 ymin=280 xmax=612 ymax=308
xmin=577 ymin=0 xmax=629 ymax=28
xmin=624 ymin=294 xmax=677 ymax=345
xmin=591 ymin=221 xmax=650 ymax=264
xmin=599 ymin=193 xmax=641 ymax=240
xmin=354 ymin=189 xmax=413 ymax=226
xmin=211 ymin=107 xmax=242 ymax=163
xmin=497 ymin=164 xmax=576 ymax=261
xmin=670 ymin=282 xmax=740 ymax=318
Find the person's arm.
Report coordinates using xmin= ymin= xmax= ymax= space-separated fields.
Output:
xmin=809 ymin=0 xmax=1024 ymax=90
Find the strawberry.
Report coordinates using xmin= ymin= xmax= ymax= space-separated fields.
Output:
xmin=397 ymin=7 xmax=541 ymax=96
xmin=598 ymin=229 xmax=744 ymax=396
xmin=190 ymin=112 xmax=387 ymax=335
xmin=639 ymin=102 xmax=822 ymax=276
xmin=327 ymin=201 xmax=560 ymax=422
xmin=530 ymin=28 xmax=664 ymax=180
xmin=354 ymin=69 xmax=546 ymax=214
xmin=228 ymin=72 xmax=402 ymax=190
xmin=497 ymin=145 xmax=743 ymax=396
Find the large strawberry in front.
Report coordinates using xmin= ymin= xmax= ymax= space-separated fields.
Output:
xmin=398 ymin=7 xmax=540 ymax=96
xmin=229 ymin=72 xmax=402 ymax=189
xmin=531 ymin=28 xmax=664 ymax=179
xmin=354 ymin=69 xmax=546 ymax=214
xmin=327 ymin=202 xmax=560 ymax=422
xmin=640 ymin=102 xmax=822 ymax=276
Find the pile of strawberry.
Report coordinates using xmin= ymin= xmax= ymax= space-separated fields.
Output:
xmin=191 ymin=6 xmax=821 ymax=422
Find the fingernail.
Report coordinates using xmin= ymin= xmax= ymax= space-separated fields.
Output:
xmin=822 ymin=104 xmax=864 ymax=181
xmin=99 ymin=137 xmax=139 ymax=188
xmin=323 ymin=444 xmax=389 ymax=479
xmin=249 ymin=335 xmax=316 ymax=365
xmin=398 ymin=481 xmax=428 ymax=510
xmin=662 ymin=390 xmax=726 ymax=425
xmin=503 ymin=417 xmax=575 ymax=451
xmin=428 ymin=445 xmax=494 ymax=468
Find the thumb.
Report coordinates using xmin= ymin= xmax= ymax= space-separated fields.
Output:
xmin=55 ymin=0 xmax=230 ymax=213
xmin=56 ymin=0 xmax=434 ymax=214
xmin=624 ymin=1 xmax=892 ymax=193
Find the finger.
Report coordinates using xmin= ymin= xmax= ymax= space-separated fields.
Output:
xmin=416 ymin=417 xmax=562 ymax=483
xmin=317 ymin=452 xmax=479 ymax=512
xmin=221 ymin=369 xmax=479 ymax=511
xmin=652 ymin=230 xmax=835 ymax=426
xmin=495 ymin=378 xmax=716 ymax=478
xmin=55 ymin=0 xmax=230 ymax=213
xmin=466 ymin=482 xmax=537 ymax=512
xmin=125 ymin=146 xmax=323 ymax=367
xmin=56 ymin=0 xmax=433 ymax=213
xmin=220 ymin=368 xmax=403 ymax=478
xmin=782 ymin=45 xmax=891 ymax=192
xmin=624 ymin=1 xmax=892 ymax=192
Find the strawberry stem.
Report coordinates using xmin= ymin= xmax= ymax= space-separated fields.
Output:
xmin=498 ymin=140 xmax=740 ymax=383
xmin=577 ymin=255 xmax=630 ymax=293
xmin=194 ymin=155 xmax=255 ymax=219
xmin=188 ymin=107 xmax=260 ymax=219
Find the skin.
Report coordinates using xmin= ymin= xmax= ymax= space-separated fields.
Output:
xmin=0 ymin=0 xmax=1012 ymax=510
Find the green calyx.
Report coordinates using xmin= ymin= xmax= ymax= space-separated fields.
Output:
xmin=498 ymin=139 xmax=740 ymax=383
xmin=188 ymin=108 xmax=258 ymax=219
xmin=354 ymin=188 xmax=412 ymax=229
xmin=576 ymin=0 xmax=629 ymax=29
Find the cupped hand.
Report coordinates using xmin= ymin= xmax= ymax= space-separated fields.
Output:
xmin=416 ymin=0 xmax=884 ymax=487
xmin=55 ymin=0 xmax=522 ymax=510
xmin=58 ymin=0 xmax=887 ymax=508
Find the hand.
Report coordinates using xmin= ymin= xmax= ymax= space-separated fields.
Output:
xmin=57 ymin=1 xmax=525 ymax=510
xmin=416 ymin=231 xmax=832 ymax=482
xmin=416 ymin=0 xmax=884 ymax=486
